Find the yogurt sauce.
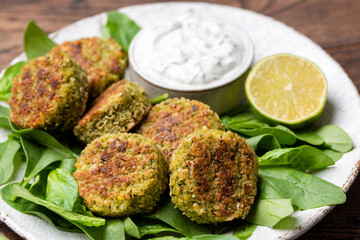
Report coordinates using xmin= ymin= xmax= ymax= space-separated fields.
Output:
xmin=132 ymin=14 xmax=244 ymax=86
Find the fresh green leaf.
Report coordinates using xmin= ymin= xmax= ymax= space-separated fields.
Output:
xmin=322 ymin=149 xmax=344 ymax=162
xmin=246 ymin=199 xmax=293 ymax=227
xmin=17 ymin=129 xmax=75 ymax=158
xmin=316 ymin=125 xmax=353 ymax=153
xmin=139 ymin=223 xmax=181 ymax=237
xmin=46 ymin=168 xmax=78 ymax=212
xmin=245 ymin=134 xmax=280 ymax=155
xmin=105 ymin=11 xmax=141 ymax=52
xmin=28 ymin=163 xmax=59 ymax=198
xmin=9 ymin=183 xmax=105 ymax=227
xmin=72 ymin=200 xmax=94 ymax=217
xmin=0 ymin=106 xmax=75 ymax=158
xmin=233 ymin=223 xmax=257 ymax=240
xmin=59 ymin=158 xmax=77 ymax=174
xmin=0 ymin=137 xmax=21 ymax=185
xmin=145 ymin=197 xmax=212 ymax=237
xmin=0 ymin=106 xmax=12 ymax=130
xmin=20 ymin=137 xmax=64 ymax=187
xmin=293 ymin=129 xmax=324 ymax=145
xmin=184 ymin=235 xmax=239 ymax=240
xmin=24 ymin=21 xmax=56 ymax=60
xmin=78 ymin=219 xmax=125 ymax=240
xmin=147 ymin=236 xmax=239 ymax=240
xmin=228 ymin=120 xmax=269 ymax=130
xmin=0 ymin=61 xmax=26 ymax=101
xmin=150 ymin=93 xmax=169 ymax=105
xmin=258 ymin=167 xmax=346 ymax=209
xmin=229 ymin=125 xmax=297 ymax=145
xmin=124 ymin=217 xmax=141 ymax=239
xmin=258 ymin=145 xmax=335 ymax=171
xmin=101 ymin=25 xmax=111 ymax=39
xmin=0 ymin=184 xmax=81 ymax=232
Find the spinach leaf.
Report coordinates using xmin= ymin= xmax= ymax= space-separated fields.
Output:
xmin=293 ymin=129 xmax=324 ymax=145
xmin=104 ymin=11 xmax=141 ymax=52
xmin=150 ymin=93 xmax=169 ymax=105
xmin=78 ymin=219 xmax=125 ymax=240
xmin=221 ymin=111 xmax=255 ymax=124
xmin=258 ymin=167 xmax=346 ymax=209
xmin=0 ymin=184 xmax=81 ymax=232
xmin=233 ymin=223 xmax=257 ymax=240
xmin=228 ymin=125 xmax=296 ymax=146
xmin=46 ymin=168 xmax=78 ymax=212
xmin=245 ymin=134 xmax=280 ymax=155
xmin=17 ymin=129 xmax=75 ymax=158
xmin=139 ymin=223 xmax=181 ymax=237
xmin=24 ymin=21 xmax=56 ymax=60
xmin=0 ymin=137 xmax=21 ymax=185
xmin=20 ymin=137 xmax=64 ymax=187
xmin=316 ymin=125 xmax=353 ymax=153
xmin=147 ymin=236 xmax=239 ymax=240
xmin=246 ymin=199 xmax=293 ymax=228
xmin=145 ymin=197 xmax=212 ymax=237
xmin=0 ymin=106 xmax=75 ymax=158
xmin=228 ymin=120 xmax=269 ymax=129
xmin=322 ymin=149 xmax=343 ymax=162
xmin=124 ymin=217 xmax=141 ymax=239
xmin=0 ymin=61 xmax=26 ymax=101
xmin=9 ymin=183 xmax=105 ymax=227
xmin=0 ymin=105 xmax=13 ymax=130
xmin=59 ymin=158 xmax=77 ymax=174
xmin=28 ymin=163 xmax=59 ymax=198
xmin=258 ymin=145 xmax=335 ymax=171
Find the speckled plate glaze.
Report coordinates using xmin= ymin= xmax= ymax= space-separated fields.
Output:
xmin=1 ymin=2 xmax=360 ymax=240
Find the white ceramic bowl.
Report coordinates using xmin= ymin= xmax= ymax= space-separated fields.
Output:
xmin=129 ymin=16 xmax=254 ymax=115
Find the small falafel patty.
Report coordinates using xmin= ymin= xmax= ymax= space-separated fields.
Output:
xmin=73 ymin=133 xmax=168 ymax=217
xmin=137 ymin=97 xmax=224 ymax=163
xmin=169 ymin=129 xmax=258 ymax=224
xmin=8 ymin=52 xmax=88 ymax=132
xmin=49 ymin=37 xmax=127 ymax=100
xmin=73 ymin=80 xmax=151 ymax=144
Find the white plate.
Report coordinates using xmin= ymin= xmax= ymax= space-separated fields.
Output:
xmin=1 ymin=2 xmax=360 ymax=240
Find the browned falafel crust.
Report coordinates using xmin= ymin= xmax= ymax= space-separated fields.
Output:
xmin=170 ymin=129 xmax=258 ymax=224
xmin=8 ymin=52 xmax=88 ymax=132
xmin=73 ymin=133 xmax=168 ymax=217
xmin=136 ymin=97 xmax=224 ymax=163
xmin=49 ymin=37 xmax=127 ymax=100
xmin=73 ymin=80 xmax=152 ymax=144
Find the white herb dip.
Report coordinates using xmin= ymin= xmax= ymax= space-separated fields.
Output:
xmin=132 ymin=15 xmax=245 ymax=86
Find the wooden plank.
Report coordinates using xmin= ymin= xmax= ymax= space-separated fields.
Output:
xmin=0 ymin=1 xmax=359 ymax=239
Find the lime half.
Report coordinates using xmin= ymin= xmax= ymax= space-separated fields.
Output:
xmin=245 ymin=54 xmax=327 ymax=128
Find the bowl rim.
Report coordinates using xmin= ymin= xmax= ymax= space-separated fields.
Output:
xmin=128 ymin=15 xmax=254 ymax=92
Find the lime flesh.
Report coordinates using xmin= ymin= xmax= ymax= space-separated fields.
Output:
xmin=245 ymin=54 xmax=327 ymax=128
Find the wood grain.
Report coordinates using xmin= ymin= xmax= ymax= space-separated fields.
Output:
xmin=0 ymin=0 xmax=359 ymax=239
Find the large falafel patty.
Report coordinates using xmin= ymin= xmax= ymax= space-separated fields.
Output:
xmin=170 ymin=129 xmax=258 ymax=224
xmin=8 ymin=52 xmax=88 ymax=132
xmin=136 ymin=97 xmax=224 ymax=164
xmin=49 ymin=37 xmax=127 ymax=100
xmin=73 ymin=133 xmax=168 ymax=217
xmin=73 ymin=80 xmax=151 ymax=144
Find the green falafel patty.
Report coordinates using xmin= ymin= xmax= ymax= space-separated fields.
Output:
xmin=137 ymin=97 xmax=224 ymax=164
xmin=8 ymin=52 xmax=88 ymax=132
xmin=170 ymin=129 xmax=258 ymax=224
xmin=73 ymin=80 xmax=151 ymax=144
xmin=49 ymin=37 xmax=127 ymax=100
xmin=73 ymin=133 xmax=168 ymax=217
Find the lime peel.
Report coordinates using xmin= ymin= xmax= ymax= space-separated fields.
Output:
xmin=245 ymin=53 xmax=327 ymax=128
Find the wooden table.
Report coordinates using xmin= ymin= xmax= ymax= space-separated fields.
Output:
xmin=0 ymin=0 xmax=359 ymax=239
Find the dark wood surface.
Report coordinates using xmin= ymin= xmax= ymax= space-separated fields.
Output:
xmin=0 ymin=0 xmax=359 ymax=239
